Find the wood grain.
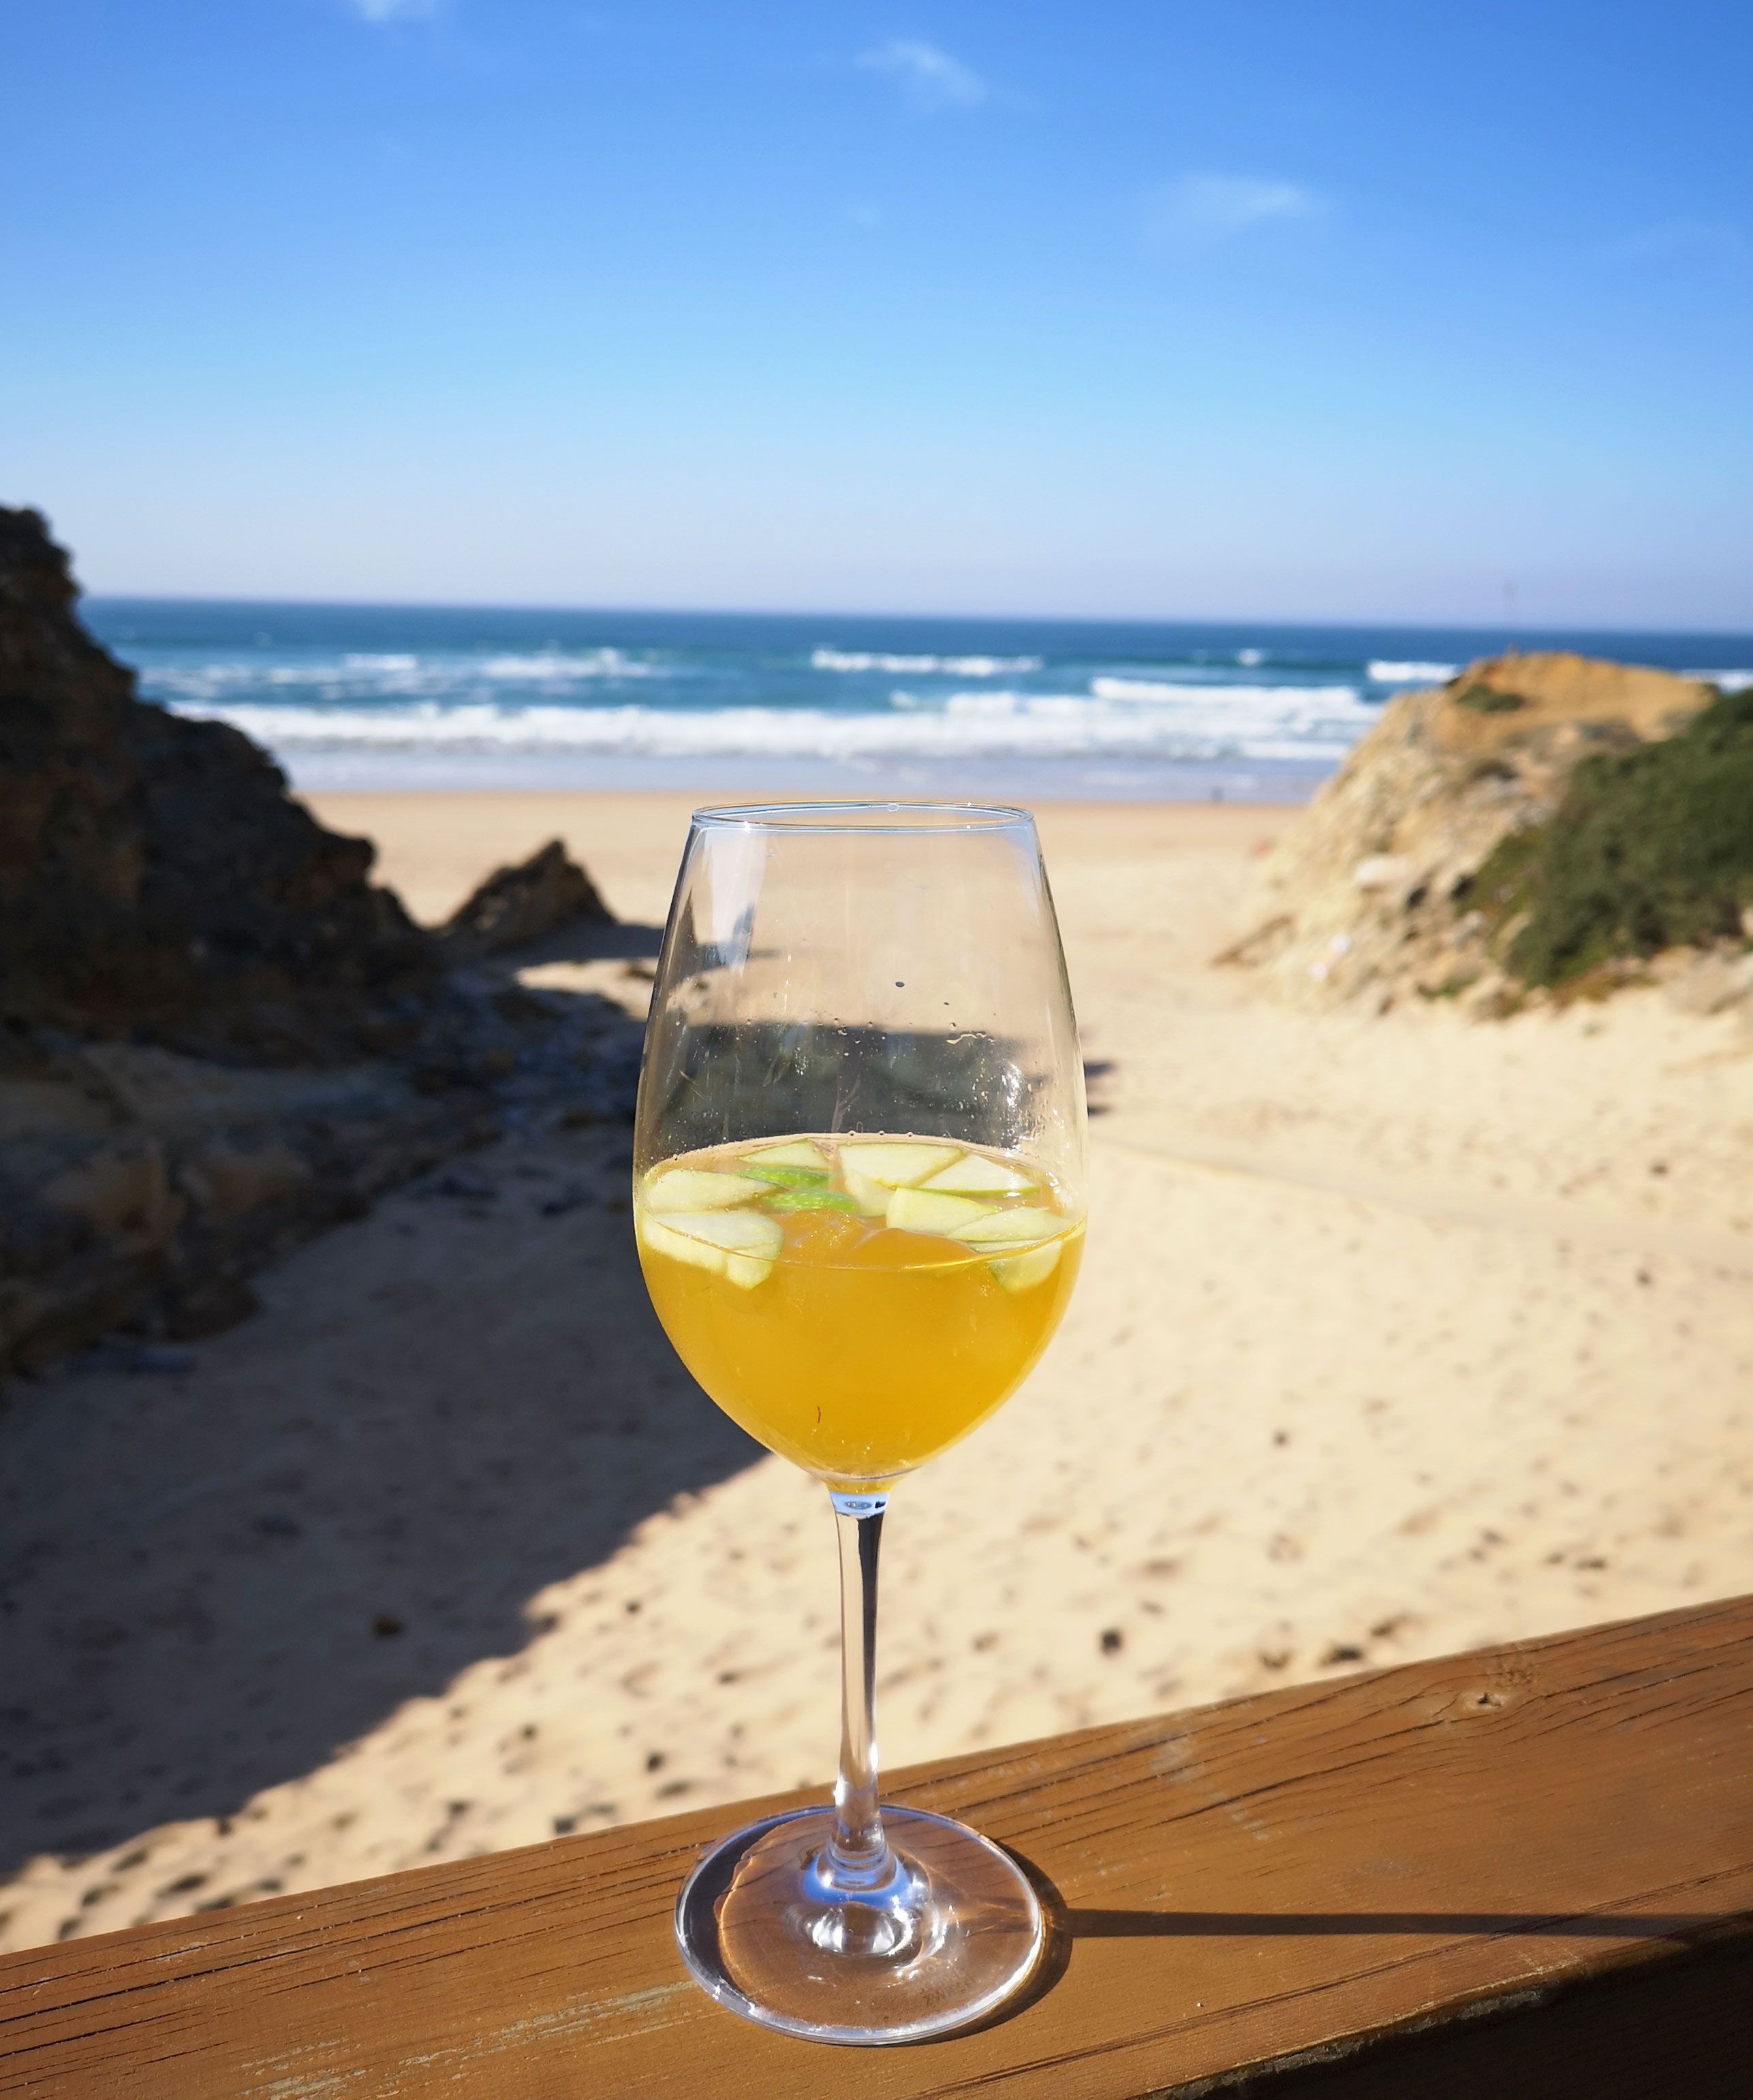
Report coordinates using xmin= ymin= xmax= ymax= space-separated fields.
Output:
xmin=4 ymin=1596 xmax=1751 ymax=2097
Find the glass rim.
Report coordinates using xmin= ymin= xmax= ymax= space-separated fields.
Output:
xmin=689 ymin=800 xmax=1034 ymax=836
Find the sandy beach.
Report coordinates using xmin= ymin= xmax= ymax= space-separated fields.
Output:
xmin=3 ymin=789 xmax=1750 ymax=1954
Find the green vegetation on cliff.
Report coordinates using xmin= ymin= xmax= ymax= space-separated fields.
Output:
xmin=1475 ymin=689 xmax=1753 ymax=988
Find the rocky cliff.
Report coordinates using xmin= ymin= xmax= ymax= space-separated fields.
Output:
xmin=0 ymin=507 xmax=435 ymax=1062
xmin=1224 ymin=652 xmax=1742 ymax=1013
xmin=0 ymin=510 xmax=638 ymax=1375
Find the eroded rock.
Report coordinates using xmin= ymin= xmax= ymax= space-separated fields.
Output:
xmin=439 ymin=840 xmax=612 ymax=962
xmin=0 ymin=506 xmax=434 ymax=1063
xmin=1224 ymin=653 xmax=1722 ymax=1012
xmin=0 ymin=511 xmax=640 ymax=1377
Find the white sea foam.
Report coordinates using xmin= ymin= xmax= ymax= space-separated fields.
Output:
xmin=169 ymin=686 xmax=1373 ymax=767
xmin=478 ymin=648 xmax=653 ymax=680
xmin=148 ymin=647 xmax=657 ymax=708
xmin=811 ymin=648 xmax=1042 ymax=676
xmin=1089 ymin=674 xmax=1369 ymax=713
xmin=1367 ymin=661 xmax=1458 ymax=685
xmin=1684 ymin=668 xmax=1753 ymax=692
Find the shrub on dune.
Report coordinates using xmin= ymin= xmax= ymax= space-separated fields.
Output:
xmin=1476 ymin=690 xmax=1753 ymax=988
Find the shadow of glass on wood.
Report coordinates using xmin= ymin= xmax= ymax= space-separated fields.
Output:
xmin=0 ymin=986 xmax=760 ymax=1887
xmin=1068 ymin=1909 xmax=1739 ymax=1940
xmin=955 ymin=1859 xmax=1742 ymax=2044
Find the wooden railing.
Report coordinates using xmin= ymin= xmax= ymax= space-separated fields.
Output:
xmin=4 ymin=1595 xmax=1751 ymax=2097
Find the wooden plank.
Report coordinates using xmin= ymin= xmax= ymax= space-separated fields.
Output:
xmin=3 ymin=1595 xmax=1750 ymax=2098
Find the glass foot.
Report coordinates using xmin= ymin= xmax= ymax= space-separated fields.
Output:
xmin=673 ymin=1805 xmax=1043 ymax=2045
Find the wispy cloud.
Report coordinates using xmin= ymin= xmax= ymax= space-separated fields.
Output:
xmin=354 ymin=0 xmax=444 ymax=22
xmin=858 ymin=39 xmax=987 ymax=113
xmin=1147 ymin=174 xmax=1327 ymax=247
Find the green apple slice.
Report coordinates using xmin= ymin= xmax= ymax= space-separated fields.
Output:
xmin=948 ymin=1205 xmax=1060 ymax=1250
xmin=885 ymin=1187 xmax=995 ymax=1235
xmin=922 ymin=1153 xmax=1034 ymax=1195
xmin=989 ymin=1240 xmax=1061 ymax=1292
xmin=836 ymin=1139 xmax=963 ymax=1187
xmin=638 ymin=1208 xmax=783 ymax=1289
xmin=745 ymin=1138 xmax=831 ymax=1171
xmin=841 ymin=1167 xmax=893 ymax=1217
xmin=645 ymin=1167 xmax=767 ymax=1213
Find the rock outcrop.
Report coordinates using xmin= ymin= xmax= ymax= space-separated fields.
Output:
xmin=1224 ymin=653 xmax=1722 ymax=1011
xmin=0 ymin=506 xmax=433 ymax=1063
xmin=0 ymin=510 xmax=639 ymax=1377
xmin=439 ymin=840 xmax=612 ymax=962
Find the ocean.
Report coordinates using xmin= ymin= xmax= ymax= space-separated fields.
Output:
xmin=84 ymin=599 xmax=1753 ymax=803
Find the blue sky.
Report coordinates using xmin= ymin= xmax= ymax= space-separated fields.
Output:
xmin=3 ymin=1 xmax=1749 ymax=625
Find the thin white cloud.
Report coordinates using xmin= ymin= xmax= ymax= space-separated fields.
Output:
xmin=354 ymin=0 xmax=444 ymax=22
xmin=858 ymin=39 xmax=987 ymax=113
xmin=1147 ymin=174 xmax=1327 ymax=247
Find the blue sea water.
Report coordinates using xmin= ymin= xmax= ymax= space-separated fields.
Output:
xmin=84 ymin=599 xmax=1753 ymax=803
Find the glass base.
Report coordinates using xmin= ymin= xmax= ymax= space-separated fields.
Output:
xmin=673 ymin=1805 xmax=1043 ymax=2045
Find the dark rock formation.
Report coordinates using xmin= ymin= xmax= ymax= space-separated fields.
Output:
xmin=0 ymin=506 xmax=434 ymax=1063
xmin=0 ymin=510 xmax=640 ymax=1377
xmin=439 ymin=839 xmax=612 ymax=962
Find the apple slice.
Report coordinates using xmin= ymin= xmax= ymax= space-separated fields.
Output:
xmin=948 ymin=1205 xmax=1060 ymax=1250
xmin=989 ymin=1241 xmax=1061 ymax=1292
xmin=645 ymin=1167 xmax=767 ymax=1213
xmin=841 ymin=1167 xmax=893 ymax=1217
xmin=744 ymin=1138 xmax=831 ymax=1171
xmin=638 ymin=1208 xmax=783 ymax=1288
xmin=922 ymin=1153 xmax=1034 ymax=1195
xmin=885 ymin=1187 xmax=995 ymax=1235
xmin=836 ymin=1140 xmax=962 ymax=1187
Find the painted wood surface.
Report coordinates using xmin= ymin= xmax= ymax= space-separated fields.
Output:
xmin=3 ymin=1596 xmax=1751 ymax=2097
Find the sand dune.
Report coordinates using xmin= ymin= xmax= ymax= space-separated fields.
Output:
xmin=3 ymin=795 xmax=1750 ymax=1952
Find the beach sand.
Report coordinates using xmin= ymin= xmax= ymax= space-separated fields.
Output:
xmin=4 ymin=792 xmax=1751 ymax=1952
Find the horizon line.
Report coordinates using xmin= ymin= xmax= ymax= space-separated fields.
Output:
xmin=76 ymin=590 xmax=1753 ymax=644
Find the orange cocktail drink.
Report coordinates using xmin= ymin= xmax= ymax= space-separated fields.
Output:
xmin=636 ymin=1134 xmax=1083 ymax=1486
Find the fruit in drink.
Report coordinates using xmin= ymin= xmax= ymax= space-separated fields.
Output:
xmin=635 ymin=1135 xmax=1082 ymax=1486
xmin=645 ymin=1167 xmax=766 ymax=1212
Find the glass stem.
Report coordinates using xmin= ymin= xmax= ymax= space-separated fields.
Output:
xmin=824 ymin=1489 xmax=895 ymax=1887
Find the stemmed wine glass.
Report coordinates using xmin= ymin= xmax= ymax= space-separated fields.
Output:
xmin=633 ymin=802 xmax=1087 ymax=2045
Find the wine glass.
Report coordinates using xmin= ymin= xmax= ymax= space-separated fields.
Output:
xmin=634 ymin=802 xmax=1087 ymax=2045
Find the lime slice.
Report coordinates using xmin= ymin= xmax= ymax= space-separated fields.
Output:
xmin=745 ymin=1138 xmax=832 ymax=1170
xmin=836 ymin=1140 xmax=963 ymax=1187
xmin=645 ymin=1167 xmax=767 ymax=1213
xmin=638 ymin=1208 xmax=782 ymax=1288
xmin=739 ymin=1164 xmax=831 ymax=1188
xmin=764 ymin=1189 xmax=860 ymax=1213
xmin=989 ymin=1241 xmax=1061 ymax=1292
xmin=948 ymin=1205 xmax=1060 ymax=1250
xmin=886 ymin=1187 xmax=995 ymax=1235
xmin=923 ymin=1153 xmax=1034 ymax=1195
